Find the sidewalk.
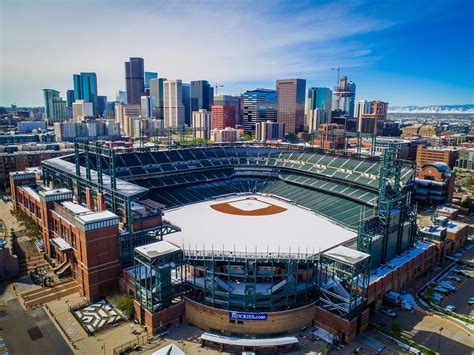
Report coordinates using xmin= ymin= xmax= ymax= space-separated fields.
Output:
xmin=45 ymin=293 xmax=144 ymax=355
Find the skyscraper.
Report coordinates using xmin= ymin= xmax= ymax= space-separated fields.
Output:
xmin=115 ymin=90 xmax=127 ymax=104
xmin=72 ymin=100 xmax=93 ymax=122
xmin=73 ymin=72 xmax=98 ymax=115
xmin=332 ymin=76 xmax=356 ymax=117
xmin=125 ymin=57 xmax=145 ymax=105
xmin=214 ymin=95 xmax=242 ymax=125
xmin=163 ymin=80 xmax=185 ymax=128
xmin=355 ymin=100 xmax=388 ymax=134
xmin=43 ymin=89 xmax=68 ymax=124
xmin=211 ymin=105 xmax=236 ymax=130
xmin=144 ymin=71 xmax=158 ymax=89
xmin=97 ymin=95 xmax=107 ymax=117
xmin=191 ymin=80 xmax=213 ymax=112
xmin=182 ymin=83 xmax=191 ymax=126
xmin=276 ymin=79 xmax=306 ymax=134
xmin=149 ymin=78 xmax=167 ymax=119
xmin=306 ymin=87 xmax=332 ymax=132
xmin=243 ymin=89 xmax=278 ymax=135
xmin=66 ymin=89 xmax=75 ymax=109
xmin=141 ymin=95 xmax=152 ymax=118
xmin=192 ymin=109 xmax=212 ymax=140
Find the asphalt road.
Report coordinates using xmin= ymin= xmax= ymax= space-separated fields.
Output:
xmin=0 ymin=299 xmax=72 ymax=355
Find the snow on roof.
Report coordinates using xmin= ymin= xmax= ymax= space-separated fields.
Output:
xmin=436 ymin=206 xmax=458 ymax=214
xmin=22 ymin=186 xmax=40 ymax=201
xmin=42 ymin=187 xmax=71 ymax=196
xmin=322 ymin=245 xmax=370 ymax=265
xmin=200 ymin=333 xmax=298 ymax=347
xmin=164 ymin=195 xmax=356 ymax=255
xmin=135 ymin=240 xmax=181 ymax=259
xmin=370 ymin=241 xmax=433 ymax=283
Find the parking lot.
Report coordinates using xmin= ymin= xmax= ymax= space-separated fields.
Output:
xmin=438 ymin=267 xmax=474 ymax=317
xmin=373 ymin=307 xmax=474 ymax=354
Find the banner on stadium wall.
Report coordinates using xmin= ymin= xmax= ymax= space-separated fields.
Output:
xmin=228 ymin=311 xmax=268 ymax=321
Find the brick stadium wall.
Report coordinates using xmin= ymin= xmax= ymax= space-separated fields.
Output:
xmin=367 ymin=243 xmax=438 ymax=305
xmin=185 ymin=298 xmax=316 ymax=336
xmin=314 ymin=306 xmax=359 ymax=343
xmin=144 ymin=301 xmax=185 ymax=336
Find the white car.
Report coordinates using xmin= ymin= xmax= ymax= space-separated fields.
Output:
xmin=447 ymin=275 xmax=461 ymax=283
xmin=381 ymin=308 xmax=397 ymax=318
xmin=445 ymin=305 xmax=456 ymax=312
xmin=469 ymin=297 xmax=474 ymax=305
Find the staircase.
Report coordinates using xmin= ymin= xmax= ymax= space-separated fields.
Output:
xmin=18 ymin=252 xmax=49 ymax=276
xmin=20 ymin=279 xmax=79 ymax=309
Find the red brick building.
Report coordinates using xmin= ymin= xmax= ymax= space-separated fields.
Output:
xmin=211 ymin=105 xmax=236 ymax=130
xmin=10 ymin=171 xmax=121 ymax=301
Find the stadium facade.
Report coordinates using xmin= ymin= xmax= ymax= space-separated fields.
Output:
xmin=10 ymin=143 xmax=443 ymax=345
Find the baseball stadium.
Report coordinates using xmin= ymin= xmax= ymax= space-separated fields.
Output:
xmin=10 ymin=141 xmax=441 ymax=351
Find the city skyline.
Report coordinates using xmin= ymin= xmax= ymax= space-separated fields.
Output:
xmin=1 ymin=0 xmax=473 ymax=107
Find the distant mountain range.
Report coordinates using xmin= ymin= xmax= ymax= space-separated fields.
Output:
xmin=388 ymin=104 xmax=474 ymax=113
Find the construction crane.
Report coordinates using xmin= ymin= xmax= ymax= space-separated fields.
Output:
xmin=330 ymin=66 xmax=359 ymax=85
xmin=213 ymin=83 xmax=224 ymax=96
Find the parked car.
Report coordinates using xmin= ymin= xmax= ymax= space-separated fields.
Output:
xmin=439 ymin=282 xmax=456 ymax=291
xmin=381 ymin=308 xmax=397 ymax=318
xmin=447 ymin=275 xmax=462 ymax=283
xmin=469 ymin=297 xmax=474 ymax=305
xmin=433 ymin=293 xmax=444 ymax=304
xmin=454 ymin=269 xmax=470 ymax=277
xmin=445 ymin=305 xmax=456 ymax=312
xmin=434 ymin=286 xmax=450 ymax=294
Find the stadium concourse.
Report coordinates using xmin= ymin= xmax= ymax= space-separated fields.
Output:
xmin=10 ymin=143 xmax=442 ymax=351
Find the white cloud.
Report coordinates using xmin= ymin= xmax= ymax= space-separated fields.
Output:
xmin=0 ymin=0 xmax=391 ymax=105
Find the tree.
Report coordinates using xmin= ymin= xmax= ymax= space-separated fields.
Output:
xmin=285 ymin=133 xmax=299 ymax=143
xmin=390 ymin=321 xmax=401 ymax=337
xmin=424 ymin=286 xmax=435 ymax=301
xmin=465 ymin=176 xmax=474 ymax=188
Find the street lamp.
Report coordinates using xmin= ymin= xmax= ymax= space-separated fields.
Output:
xmin=437 ymin=327 xmax=443 ymax=353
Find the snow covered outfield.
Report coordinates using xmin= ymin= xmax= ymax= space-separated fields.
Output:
xmin=162 ymin=194 xmax=356 ymax=255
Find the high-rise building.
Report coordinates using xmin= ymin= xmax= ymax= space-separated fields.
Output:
xmin=125 ymin=57 xmax=145 ymax=105
xmin=192 ymin=109 xmax=212 ymax=140
xmin=114 ymin=102 xmax=140 ymax=136
xmin=182 ymin=83 xmax=191 ymax=126
xmin=43 ymin=89 xmax=68 ymax=124
xmin=115 ymin=90 xmax=127 ymax=104
xmin=145 ymin=71 xmax=158 ymax=89
xmin=191 ymin=81 xmax=213 ymax=113
xmin=256 ymin=121 xmax=285 ymax=142
xmin=214 ymin=95 xmax=242 ymax=125
xmin=332 ymin=76 xmax=356 ymax=117
xmin=355 ymin=100 xmax=388 ymax=134
xmin=243 ymin=89 xmax=278 ymax=135
xmin=306 ymin=87 xmax=332 ymax=132
xmin=97 ymin=95 xmax=107 ymax=117
xmin=141 ymin=96 xmax=152 ymax=118
xmin=163 ymin=80 xmax=185 ymax=128
xmin=66 ymin=89 xmax=75 ymax=109
xmin=73 ymin=72 xmax=98 ymax=115
xmin=211 ymin=105 xmax=236 ymax=130
xmin=72 ymin=100 xmax=94 ymax=122
xmin=149 ymin=78 xmax=167 ymax=119
xmin=276 ymin=79 xmax=306 ymax=134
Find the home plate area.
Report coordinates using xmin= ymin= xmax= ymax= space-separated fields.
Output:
xmin=74 ymin=300 xmax=123 ymax=334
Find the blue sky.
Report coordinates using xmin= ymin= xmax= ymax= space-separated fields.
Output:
xmin=1 ymin=0 xmax=473 ymax=107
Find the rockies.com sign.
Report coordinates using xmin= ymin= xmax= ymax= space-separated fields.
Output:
xmin=229 ymin=311 xmax=268 ymax=321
